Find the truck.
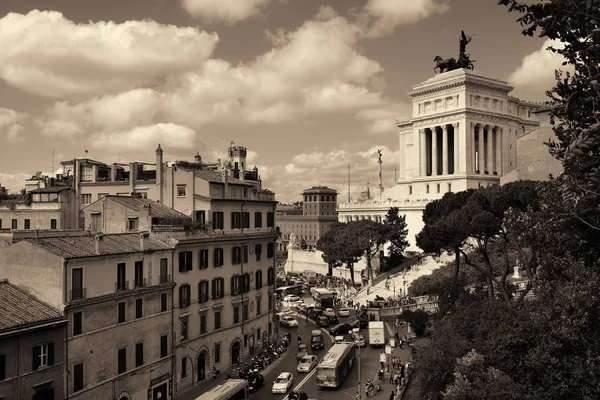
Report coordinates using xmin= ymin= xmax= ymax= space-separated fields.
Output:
xmin=368 ymin=321 xmax=385 ymax=347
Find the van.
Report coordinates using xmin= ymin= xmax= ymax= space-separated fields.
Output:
xmin=311 ymin=329 xmax=324 ymax=350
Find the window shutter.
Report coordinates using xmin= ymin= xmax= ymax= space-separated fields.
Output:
xmin=212 ymin=279 xmax=216 ymax=299
xmin=186 ymin=253 xmax=192 ymax=271
xmin=198 ymin=282 xmax=202 ymax=302
xmin=219 ymin=278 xmax=224 ymax=298
xmin=32 ymin=345 xmax=41 ymax=370
xmin=178 ymin=252 xmax=185 ymax=272
xmin=245 ymin=274 xmax=251 ymax=293
xmin=179 ymin=286 xmax=184 ymax=307
xmin=231 ymin=212 xmax=235 ymax=229
xmin=48 ymin=342 xmax=55 ymax=366
xmin=230 ymin=277 xmax=235 ymax=295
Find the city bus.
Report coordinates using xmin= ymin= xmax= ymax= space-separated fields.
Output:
xmin=276 ymin=284 xmax=304 ymax=298
xmin=316 ymin=342 xmax=356 ymax=388
xmin=312 ymin=288 xmax=334 ymax=308
xmin=195 ymin=379 xmax=248 ymax=400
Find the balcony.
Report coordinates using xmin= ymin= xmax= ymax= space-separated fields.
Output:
xmin=134 ymin=278 xmax=147 ymax=288
xmin=159 ymin=274 xmax=172 ymax=284
xmin=115 ymin=280 xmax=129 ymax=292
xmin=70 ymin=288 xmax=87 ymax=301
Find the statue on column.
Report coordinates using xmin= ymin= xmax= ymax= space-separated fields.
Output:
xmin=434 ymin=30 xmax=475 ymax=73
xmin=377 ymin=149 xmax=383 ymax=164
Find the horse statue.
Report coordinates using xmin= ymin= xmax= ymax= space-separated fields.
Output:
xmin=434 ymin=56 xmax=456 ymax=73
xmin=456 ymin=52 xmax=475 ymax=70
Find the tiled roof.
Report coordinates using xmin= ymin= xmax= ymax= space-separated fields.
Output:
xmin=102 ymin=196 xmax=189 ymax=220
xmin=29 ymin=186 xmax=71 ymax=194
xmin=28 ymin=233 xmax=174 ymax=259
xmin=0 ymin=280 xmax=64 ymax=332
xmin=182 ymin=168 xmax=252 ymax=186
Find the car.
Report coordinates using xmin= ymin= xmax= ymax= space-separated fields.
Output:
xmin=354 ymin=334 xmax=366 ymax=347
xmin=284 ymin=294 xmax=301 ymax=302
xmin=339 ymin=308 xmax=351 ymax=317
xmin=329 ymin=323 xmax=352 ymax=336
xmin=311 ymin=330 xmax=324 ymax=350
xmin=247 ymin=372 xmax=265 ymax=393
xmin=280 ymin=316 xmax=299 ymax=327
xmin=275 ymin=312 xmax=287 ymax=320
xmin=297 ymin=355 xmax=318 ymax=372
xmin=334 ymin=335 xmax=345 ymax=343
xmin=272 ymin=372 xmax=294 ymax=394
xmin=323 ymin=308 xmax=336 ymax=318
xmin=317 ymin=316 xmax=330 ymax=327
xmin=296 ymin=344 xmax=309 ymax=360
xmin=328 ymin=315 xmax=339 ymax=325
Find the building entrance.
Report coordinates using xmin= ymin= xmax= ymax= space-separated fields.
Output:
xmin=197 ymin=352 xmax=207 ymax=382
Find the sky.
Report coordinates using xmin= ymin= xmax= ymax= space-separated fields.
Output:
xmin=0 ymin=0 xmax=565 ymax=202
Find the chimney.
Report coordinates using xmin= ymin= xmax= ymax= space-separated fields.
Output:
xmin=513 ymin=265 xmax=521 ymax=279
xmin=94 ymin=233 xmax=104 ymax=255
xmin=140 ymin=231 xmax=150 ymax=251
xmin=156 ymin=144 xmax=164 ymax=204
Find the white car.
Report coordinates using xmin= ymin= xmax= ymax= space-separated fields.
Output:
xmin=338 ymin=308 xmax=351 ymax=317
xmin=334 ymin=335 xmax=345 ymax=343
xmin=279 ymin=316 xmax=299 ymax=327
xmin=297 ymin=355 xmax=318 ymax=372
xmin=272 ymin=372 xmax=293 ymax=394
xmin=354 ymin=334 xmax=366 ymax=347
xmin=284 ymin=294 xmax=301 ymax=302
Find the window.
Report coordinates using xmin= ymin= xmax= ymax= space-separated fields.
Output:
xmin=213 ymin=248 xmax=224 ymax=267
xmin=266 ymin=212 xmax=274 ymax=227
xmin=200 ymin=314 xmax=207 ymax=335
xmin=179 ymin=285 xmax=191 ymax=308
xmin=242 ymin=212 xmax=250 ymax=229
xmin=232 ymin=247 xmax=241 ymax=265
xmin=81 ymin=166 xmax=92 ymax=182
xmin=73 ymin=363 xmax=84 ymax=392
xmin=231 ymin=276 xmax=241 ymax=296
xmin=181 ymin=358 xmax=188 ymax=379
xmin=212 ymin=212 xmax=224 ymax=229
xmin=160 ymin=293 xmax=168 ymax=312
xmin=243 ymin=303 xmax=249 ymax=321
xmin=135 ymin=298 xmax=143 ymax=319
xmin=135 ymin=342 xmax=144 ymax=367
xmin=409 ymin=185 xmax=413 ymax=195
xmin=256 ymin=297 xmax=262 ymax=315
xmin=81 ymin=194 xmax=91 ymax=204
xmin=116 ymin=262 xmax=127 ymax=291
xmin=199 ymin=249 xmax=209 ymax=269
xmin=178 ymin=251 xmax=193 ymax=272
xmin=177 ymin=185 xmax=187 ymax=197
xmin=198 ymin=281 xmax=209 ymax=303
xmin=180 ymin=317 xmax=189 ymax=341
xmin=231 ymin=212 xmax=241 ymax=229
xmin=243 ymin=245 xmax=248 ymax=263
xmin=426 ymin=184 xmax=430 ymax=194
xmin=214 ymin=311 xmax=222 ymax=330
xmin=50 ymin=218 xmax=57 ymax=229
xmin=195 ymin=210 xmax=206 ymax=225
xmin=255 ymin=244 xmax=262 ymax=261
xmin=134 ymin=260 xmax=144 ymax=288
xmin=118 ymin=301 xmax=126 ymax=323
xmin=255 ymin=271 xmax=262 ymax=289
xmin=160 ymin=335 xmax=168 ymax=358
xmin=267 ymin=242 xmax=274 ymax=258
xmin=268 ymin=295 xmax=273 ymax=311
xmin=437 ymin=183 xmax=441 ymax=193
xmin=214 ymin=343 xmax=221 ymax=364
xmin=243 ymin=273 xmax=251 ymax=293
xmin=71 ymin=267 xmax=84 ymax=300
xmin=243 ymin=187 xmax=248 ymax=198
xmin=33 ymin=343 xmax=54 ymax=370
xmin=212 ymin=278 xmax=224 ymax=299
xmin=117 ymin=348 xmax=127 ymax=374
xmin=24 ymin=219 xmax=31 ymax=229
xmin=11 ymin=219 xmax=17 ymax=229
xmin=73 ymin=311 xmax=83 ymax=336
xmin=233 ymin=306 xmax=240 ymax=324
xmin=267 ymin=267 xmax=274 ymax=285
xmin=160 ymin=258 xmax=169 ymax=283
xmin=448 ymin=183 xmax=452 ymax=192
xmin=254 ymin=212 xmax=262 ymax=228
xmin=127 ymin=217 xmax=138 ymax=231
xmin=0 ymin=354 xmax=4 ymax=381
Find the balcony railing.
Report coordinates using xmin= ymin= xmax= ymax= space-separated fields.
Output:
xmin=115 ymin=280 xmax=129 ymax=292
xmin=134 ymin=278 xmax=147 ymax=288
xmin=159 ymin=274 xmax=172 ymax=284
xmin=70 ymin=288 xmax=87 ymax=301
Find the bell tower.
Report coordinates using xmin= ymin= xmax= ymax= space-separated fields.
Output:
xmin=228 ymin=143 xmax=247 ymax=179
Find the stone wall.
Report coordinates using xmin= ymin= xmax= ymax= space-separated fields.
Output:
xmin=285 ymin=247 xmax=378 ymax=281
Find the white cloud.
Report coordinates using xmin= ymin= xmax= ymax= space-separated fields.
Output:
xmin=90 ymin=123 xmax=197 ymax=152
xmin=0 ymin=107 xmax=28 ymax=143
xmin=355 ymin=103 xmax=411 ymax=134
xmin=0 ymin=172 xmax=29 ymax=193
xmin=507 ymin=39 xmax=569 ymax=100
xmin=0 ymin=10 xmax=218 ymax=98
xmin=355 ymin=0 xmax=450 ymax=38
xmin=181 ymin=0 xmax=272 ymax=24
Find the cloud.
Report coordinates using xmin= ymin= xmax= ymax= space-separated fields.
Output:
xmin=0 ymin=107 xmax=28 ymax=143
xmin=355 ymin=0 xmax=450 ymax=38
xmin=181 ymin=0 xmax=272 ymax=24
xmin=0 ymin=10 xmax=218 ymax=98
xmin=507 ymin=39 xmax=570 ymax=100
xmin=90 ymin=123 xmax=198 ymax=151
xmin=0 ymin=172 xmax=30 ymax=193
xmin=355 ymin=103 xmax=411 ymax=134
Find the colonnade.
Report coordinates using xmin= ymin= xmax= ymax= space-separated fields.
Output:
xmin=470 ymin=123 xmax=503 ymax=175
xmin=344 ymin=215 xmax=384 ymax=223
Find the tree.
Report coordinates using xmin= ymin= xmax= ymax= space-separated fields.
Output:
xmin=316 ymin=223 xmax=346 ymax=277
xmin=383 ymin=207 xmax=409 ymax=267
xmin=345 ymin=219 xmax=390 ymax=286
xmin=401 ymin=309 xmax=429 ymax=337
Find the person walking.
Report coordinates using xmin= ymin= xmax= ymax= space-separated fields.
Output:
xmin=389 ymin=390 xmax=395 ymax=400
xmin=379 ymin=351 xmax=386 ymax=369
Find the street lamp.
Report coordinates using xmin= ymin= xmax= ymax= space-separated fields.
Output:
xmin=402 ymin=271 xmax=407 ymax=297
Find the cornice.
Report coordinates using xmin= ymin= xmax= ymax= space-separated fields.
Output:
xmin=410 ymin=74 xmax=513 ymax=98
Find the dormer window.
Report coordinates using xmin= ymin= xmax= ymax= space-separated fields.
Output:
xmin=177 ymin=185 xmax=186 ymax=197
xmin=127 ymin=217 xmax=138 ymax=231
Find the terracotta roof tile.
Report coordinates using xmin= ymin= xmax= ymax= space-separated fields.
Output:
xmin=0 ymin=281 xmax=64 ymax=332
xmin=99 ymin=196 xmax=189 ymax=220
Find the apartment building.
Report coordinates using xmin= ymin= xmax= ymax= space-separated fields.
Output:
xmin=0 ymin=280 xmax=67 ymax=400
xmin=0 ymin=230 xmax=176 ymax=400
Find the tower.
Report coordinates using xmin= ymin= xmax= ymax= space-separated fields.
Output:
xmin=228 ymin=143 xmax=247 ymax=179
xmin=156 ymin=144 xmax=164 ymax=203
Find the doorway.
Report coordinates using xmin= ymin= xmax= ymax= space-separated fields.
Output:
xmin=153 ymin=383 xmax=168 ymax=400
xmin=231 ymin=340 xmax=241 ymax=366
xmin=197 ymin=352 xmax=207 ymax=382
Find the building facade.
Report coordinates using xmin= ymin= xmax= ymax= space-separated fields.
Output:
xmin=276 ymin=186 xmax=338 ymax=251
xmin=0 ymin=187 xmax=74 ymax=231
xmin=338 ymin=68 xmax=544 ymax=249
xmin=0 ymin=280 xmax=67 ymax=400
xmin=0 ymin=231 xmax=176 ymax=400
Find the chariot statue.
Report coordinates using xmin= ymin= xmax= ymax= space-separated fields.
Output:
xmin=434 ymin=30 xmax=475 ymax=74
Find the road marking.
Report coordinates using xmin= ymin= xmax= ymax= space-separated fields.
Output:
xmin=282 ymin=368 xmax=317 ymax=400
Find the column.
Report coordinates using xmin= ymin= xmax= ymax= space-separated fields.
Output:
xmin=471 ymin=123 xmax=477 ymax=173
xmin=478 ymin=125 xmax=485 ymax=174
xmin=452 ymin=123 xmax=459 ymax=175
xmin=486 ymin=126 xmax=494 ymax=174
xmin=495 ymin=127 xmax=503 ymax=175
xmin=442 ymin=125 xmax=448 ymax=175
xmin=431 ymin=127 xmax=438 ymax=176
xmin=420 ymin=129 xmax=427 ymax=177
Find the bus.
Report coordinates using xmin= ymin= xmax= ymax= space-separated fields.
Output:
xmin=276 ymin=284 xmax=304 ymax=298
xmin=312 ymin=288 xmax=334 ymax=308
xmin=195 ymin=379 xmax=248 ymax=400
xmin=316 ymin=343 xmax=356 ymax=388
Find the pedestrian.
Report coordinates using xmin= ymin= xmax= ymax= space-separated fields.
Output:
xmin=378 ymin=369 xmax=384 ymax=382
xmin=379 ymin=351 xmax=386 ymax=369
xmin=389 ymin=391 xmax=395 ymax=400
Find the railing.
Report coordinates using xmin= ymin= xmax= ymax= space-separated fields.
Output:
xmin=378 ymin=301 xmax=439 ymax=317
xmin=115 ymin=281 xmax=129 ymax=292
xmin=70 ymin=288 xmax=87 ymax=301
xmin=159 ymin=274 xmax=172 ymax=284
xmin=134 ymin=278 xmax=147 ymax=288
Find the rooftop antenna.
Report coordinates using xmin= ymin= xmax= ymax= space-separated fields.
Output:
xmin=347 ymin=164 xmax=351 ymax=203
